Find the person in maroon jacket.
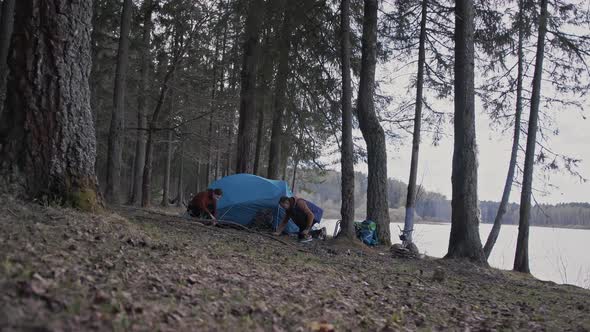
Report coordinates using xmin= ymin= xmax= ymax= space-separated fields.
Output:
xmin=273 ymin=196 xmax=326 ymax=242
xmin=187 ymin=188 xmax=223 ymax=223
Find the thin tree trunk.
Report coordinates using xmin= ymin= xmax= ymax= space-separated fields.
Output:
xmin=214 ymin=123 xmax=221 ymax=179
xmin=446 ymin=0 xmax=485 ymax=263
xmin=483 ymin=0 xmax=525 ymax=259
xmin=236 ymin=0 xmax=265 ymax=174
xmin=291 ymin=156 xmax=299 ymax=192
xmin=129 ymin=0 xmax=153 ymax=205
xmin=267 ymin=9 xmax=292 ymax=180
xmin=141 ymin=55 xmax=178 ymax=207
xmin=196 ymin=162 xmax=202 ymax=193
xmin=0 ymin=0 xmax=15 ymax=112
xmin=339 ymin=0 xmax=356 ymax=241
xmin=356 ymin=0 xmax=391 ymax=246
xmin=253 ymin=104 xmax=265 ymax=175
xmin=0 ymin=0 xmax=100 ymax=210
xmin=206 ymin=33 xmax=220 ymax=185
xmin=403 ymin=0 xmax=428 ymax=245
xmin=514 ymin=0 xmax=548 ymax=274
xmin=176 ymin=140 xmax=185 ymax=207
xmin=105 ymin=0 xmax=133 ymax=204
xmin=161 ymin=124 xmax=173 ymax=207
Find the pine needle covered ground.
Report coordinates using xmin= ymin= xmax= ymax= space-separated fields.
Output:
xmin=1 ymin=195 xmax=589 ymax=331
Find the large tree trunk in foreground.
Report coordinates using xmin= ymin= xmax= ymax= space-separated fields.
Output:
xmin=267 ymin=8 xmax=292 ymax=180
xmin=235 ymin=0 xmax=265 ymax=174
xmin=0 ymin=0 xmax=100 ymax=210
xmin=403 ymin=0 xmax=428 ymax=245
xmin=356 ymin=0 xmax=391 ymax=246
xmin=446 ymin=0 xmax=485 ymax=263
xmin=0 ymin=0 xmax=15 ymax=112
xmin=514 ymin=0 xmax=548 ymax=274
xmin=105 ymin=0 xmax=133 ymax=204
xmin=483 ymin=0 xmax=525 ymax=259
xmin=129 ymin=0 xmax=153 ymax=205
xmin=338 ymin=0 xmax=356 ymax=241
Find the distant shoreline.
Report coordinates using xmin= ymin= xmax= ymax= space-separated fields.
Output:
xmin=322 ymin=217 xmax=590 ymax=230
xmin=412 ymin=220 xmax=590 ymax=230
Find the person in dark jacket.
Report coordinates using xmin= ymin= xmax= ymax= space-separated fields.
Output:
xmin=187 ymin=188 xmax=223 ymax=224
xmin=273 ymin=196 xmax=326 ymax=242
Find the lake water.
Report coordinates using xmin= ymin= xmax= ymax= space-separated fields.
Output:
xmin=320 ymin=219 xmax=590 ymax=289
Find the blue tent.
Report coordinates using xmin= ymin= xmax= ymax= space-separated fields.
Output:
xmin=209 ymin=174 xmax=300 ymax=233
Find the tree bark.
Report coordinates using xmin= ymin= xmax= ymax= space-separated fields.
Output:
xmin=483 ymin=0 xmax=525 ymax=259
xmin=236 ymin=0 xmax=265 ymax=174
xmin=514 ymin=0 xmax=548 ymax=274
xmin=161 ymin=123 xmax=173 ymax=207
xmin=0 ymin=0 xmax=101 ymax=210
xmin=338 ymin=0 xmax=356 ymax=241
xmin=129 ymin=0 xmax=153 ymax=205
xmin=176 ymin=140 xmax=185 ymax=207
xmin=141 ymin=53 xmax=178 ymax=207
xmin=267 ymin=8 xmax=292 ymax=180
xmin=0 ymin=0 xmax=15 ymax=112
xmin=356 ymin=0 xmax=391 ymax=246
xmin=105 ymin=0 xmax=133 ymax=204
xmin=446 ymin=0 xmax=485 ymax=263
xmin=403 ymin=0 xmax=428 ymax=245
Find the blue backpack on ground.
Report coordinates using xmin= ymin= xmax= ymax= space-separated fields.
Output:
xmin=354 ymin=220 xmax=378 ymax=246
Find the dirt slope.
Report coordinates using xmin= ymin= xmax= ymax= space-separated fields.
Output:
xmin=0 ymin=195 xmax=588 ymax=331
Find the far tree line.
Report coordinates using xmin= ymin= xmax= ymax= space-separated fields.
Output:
xmin=0 ymin=0 xmax=588 ymax=273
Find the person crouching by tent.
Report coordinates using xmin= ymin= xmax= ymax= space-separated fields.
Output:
xmin=273 ymin=196 xmax=326 ymax=243
xmin=187 ymin=188 xmax=223 ymax=225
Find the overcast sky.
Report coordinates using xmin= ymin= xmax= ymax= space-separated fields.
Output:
xmin=349 ymin=63 xmax=590 ymax=205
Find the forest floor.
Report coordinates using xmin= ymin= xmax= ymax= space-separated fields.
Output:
xmin=1 ymin=195 xmax=589 ymax=331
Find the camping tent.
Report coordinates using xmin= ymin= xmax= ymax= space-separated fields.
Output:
xmin=209 ymin=174 xmax=300 ymax=233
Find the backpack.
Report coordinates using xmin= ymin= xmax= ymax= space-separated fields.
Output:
xmin=354 ymin=219 xmax=378 ymax=246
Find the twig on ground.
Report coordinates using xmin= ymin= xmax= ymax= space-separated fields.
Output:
xmin=6 ymin=208 xmax=18 ymax=217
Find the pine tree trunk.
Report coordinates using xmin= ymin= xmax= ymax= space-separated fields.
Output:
xmin=236 ymin=0 xmax=265 ymax=174
xmin=176 ymin=140 xmax=184 ymax=207
xmin=0 ymin=0 xmax=15 ymax=112
xmin=514 ymin=0 xmax=548 ymax=274
xmin=161 ymin=125 xmax=173 ymax=207
xmin=339 ymin=0 xmax=356 ymax=241
xmin=141 ymin=56 xmax=177 ymax=207
xmin=129 ymin=0 xmax=153 ymax=205
xmin=403 ymin=0 xmax=428 ymax=245
xmin=105 ymin=0 xmax=133 ymax=204
xmin=214 ymin=123 xmax=221 ymax=179
xmin=205 ymin=114 xmax=214 ymax=184
xmin=267 ymin=9 xmax=292 ymax=180
xmin=446 ymin=0 xmax=485 ymax=263
xmin=253 ymin=104 xmax=265 ymax=175
xmin=357 ymin=0 xmax=391 ymax=246
xmin=0 ymin=0 xmax=101 ymax=210
xmin=483 ymin=0 xmax=525 ymax=259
